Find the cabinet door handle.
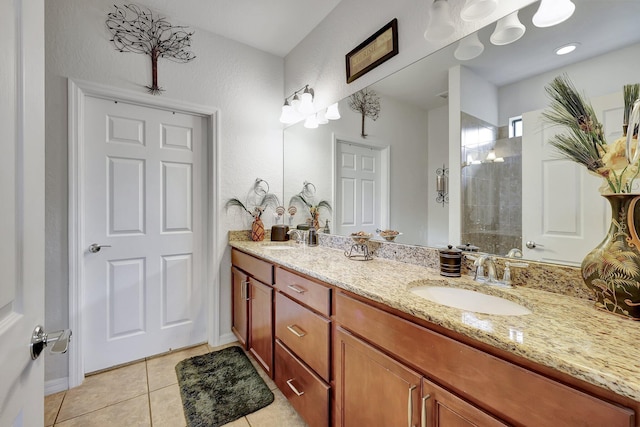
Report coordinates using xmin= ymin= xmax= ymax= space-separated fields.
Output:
xmin=286 ymin=324 xmax=306 ymax=337
xmin=421 ymin=394 xmax=431 ymax=427
xmin=286 ymin=378 xmax=305 ymax=396
xmin=244 ymin=280 xmax=250 ymax=301
xmin=287 ymin=284 xmax=306 ymax=294
xmin=408 ymin=385 xmax=417 ymax=427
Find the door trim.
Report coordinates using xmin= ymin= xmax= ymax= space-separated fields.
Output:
xmin=332 ymin=134 xmax=391 ymax=231
xmin=68 ymin=79 xmax=220 ymax=388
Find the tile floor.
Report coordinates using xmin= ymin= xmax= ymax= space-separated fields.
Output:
xmin=45 ymin=343 xmax=308 ymax=427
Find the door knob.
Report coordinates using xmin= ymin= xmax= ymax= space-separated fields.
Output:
xmin=89 ymin=243 xmax=111 ymax=253
xmin=30 ymin=325 xmax=72 ymax=360
xmin=525 ymin=241 xmax=544 ymax=249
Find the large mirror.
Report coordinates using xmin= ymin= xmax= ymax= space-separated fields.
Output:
xmin=284 ymin=0 xmax=640 ymax=266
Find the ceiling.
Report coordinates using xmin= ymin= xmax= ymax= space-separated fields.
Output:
xmin=134 ymin=0 xmax=343 ymax=57
xmin=372 ymin=0 xmax=640 ymax=111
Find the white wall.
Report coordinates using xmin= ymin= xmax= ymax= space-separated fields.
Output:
xmin=284 ymin=0 xmax=535 ymax=112
xmin=427 ymin=105 xmax=450 ymax=247
xmin=45 ymin=0 xmax=284 ymax=385
xmin=461 ymin=66 xmax=498 ymax=126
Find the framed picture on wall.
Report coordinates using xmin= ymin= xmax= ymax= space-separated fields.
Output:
xmin=345 ymin=18 xmax=398 ymax=84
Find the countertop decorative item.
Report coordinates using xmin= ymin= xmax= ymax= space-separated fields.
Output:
xmin=225 ymin=178 xmax=279 ymax=242
xmin=289 ymin=181 xmax=332 ymax=230
xmin=345 ymin=232 xmax=373 ymax=261
xmin=376 ymin=229 xmax=402 ymax=242
xmin=544 ymin=75 xmax=640 ymax=318
xmin=106 ymin=4 xmax=196 ymax=95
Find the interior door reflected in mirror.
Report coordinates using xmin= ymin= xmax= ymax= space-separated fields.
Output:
xmin=283 ymin=0 xmax=640 ymax=266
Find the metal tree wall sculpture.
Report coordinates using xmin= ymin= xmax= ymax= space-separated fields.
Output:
xmin=106 ymin=4 xmax=196 ymax=94
xmin=348 ymin=88 xmax=381 ymax=138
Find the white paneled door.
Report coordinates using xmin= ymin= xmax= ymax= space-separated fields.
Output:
xmin=336 ymin=141 xmax=383 ymax=236
xmin=0 ymin=0 xmax=45 ymax=426
xmin=522 ymin=92 xmax=620 ymax=265
xmin=83 ymin=97 xmax=207 ymax=373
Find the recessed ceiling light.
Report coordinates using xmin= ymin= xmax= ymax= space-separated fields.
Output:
xmin=555 ymin=43 xmax=579 ymax=55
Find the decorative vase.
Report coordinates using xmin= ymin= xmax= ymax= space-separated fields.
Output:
xmin=312 ymin=212 xmax=320 ymax=230
xmin=251 ymin=217 xmax=265 ymax=242
xmin=581 ymin=194 xmax=640 ymax=319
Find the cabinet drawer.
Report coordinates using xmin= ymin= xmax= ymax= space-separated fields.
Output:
xmin=275 ymin=339 xmax=330 ymax=427
xmin=336 ymin=292 xmax=634 ymax=427
xmin=275 ymin=267 xmax=330 ymax=316
xmin=275 ymin=292 xmax=331 ymax=382
xmin=232 ymin=249 xmax=273 ymax=284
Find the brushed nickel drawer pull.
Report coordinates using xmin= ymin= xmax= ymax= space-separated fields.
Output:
xmin=408 ymin=385 xmax=417 ymax=427
xmin=286 ymin=378 xmax=305 ymax=396
xmin=421 ymin=394 xmax=431 ymax=427
xmin=287 ymin=284 xmax=306 ymax=294
xmin=286 ymin=324 xmax=307 ymax=337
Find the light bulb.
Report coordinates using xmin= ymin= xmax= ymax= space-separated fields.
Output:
xmin=304 ymin=115 xmax=319 ymax=129
xmin=279 ymin=104 xmax=296 ymax=124
xmin=454 ymin=32 xmax=484 ymax=61
xmin=299 ymin=90 xmax=314 ymax=116
xmin=326 ymin=103 xmax=341 ymax=120
xmin=490 ymin=11 xmax=525 ymax=46
xmin=316 ymin=110 xmax=329 ymax=124
xmin=461 ymin=0 xmax=497 ymax=22
xmin=424 ymin=0 xmax=455 ymax=41
xmin=533 ymin=0 xmax=575 ymax=28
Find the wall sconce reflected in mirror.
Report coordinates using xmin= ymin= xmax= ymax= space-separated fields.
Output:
xmin=436 ymin=164 xmax=449 ymax=207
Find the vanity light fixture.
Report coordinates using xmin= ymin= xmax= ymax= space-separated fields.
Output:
xmin=454 ymin=32 xmax=484 ymax=61
xmin=424 ymin=0 xmax=455 ymax=41
xmin=555 ymin=42 xmax=579 ymax=56
xmin=279 ymin=84 xmax=315 ymax=124
xmin=485 ymin=148 xmax=497 ymax=161
xmin=460 ymin=0 xmax=497 ymax=22
xmin=490 ymin=11 xmax=525 ymax=46
xmin=532 ymin=0 xmax=575 ymax=28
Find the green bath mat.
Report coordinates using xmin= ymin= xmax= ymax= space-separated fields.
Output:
xmin=175 ymin=346 xmax=274 ymax=427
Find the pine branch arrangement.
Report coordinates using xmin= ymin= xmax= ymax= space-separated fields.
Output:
xmin=542 ymin=75 xmax=606 ymax=172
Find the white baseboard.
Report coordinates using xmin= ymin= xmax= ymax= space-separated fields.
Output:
xmin=216 ymin=332 xmax=237 ymax=346
xmin=45 ymin=377 xmax=69 ymax=396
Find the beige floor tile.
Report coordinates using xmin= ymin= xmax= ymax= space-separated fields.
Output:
xmin=222 ymin=417 xmax=251 ymax=427
xmin=247 ymin=351 xmax=279 ymax=391
xmin=57 ymin=362 xmax=148 ymax=422
xmin=245 ymin=388 xmax=308 ymax=427
xmin=207 ymin=341 xmax=241 ymax=352
xmin=149 ymin=384 xmax=186 ymax=427
xmin=146 ymin=344 xmax=210 ymax=392
xmin=54 ymin=394 xmax=150 ymax=427
xmin=45 ymin=391 xmax=65 ymax=426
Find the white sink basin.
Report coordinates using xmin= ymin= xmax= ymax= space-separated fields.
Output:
xmin=410 ymin=286 xmax=531 ymax=316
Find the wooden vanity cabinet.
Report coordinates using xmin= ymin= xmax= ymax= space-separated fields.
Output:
xmin=422 ymin=378 xmax=507 ymax=427
xmin=231 ymin=249 xmax=274 ymax=377
xmin=274 ymin=267 xmax=332 ymax=427
xmin=335 ymin=327 xmax=421 ymax=427
xmin=231 ymin=266 xmax=249 ymax=347
xmin=335 ymin=291 xmax=635 ymax=427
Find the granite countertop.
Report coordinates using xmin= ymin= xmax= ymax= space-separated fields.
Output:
xmin=229 ymin=240 xmax=640 ymax=403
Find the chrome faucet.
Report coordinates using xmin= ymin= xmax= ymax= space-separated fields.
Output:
xmin=473 ymin=255 xmax=497 ymax=283
xmin=287 ymin=229 xmax=305 ymax=244
xmin=506 ymin=248 xmax=523 ymax=258
xmin=470 ymin=254 xmax=528 ymax=287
